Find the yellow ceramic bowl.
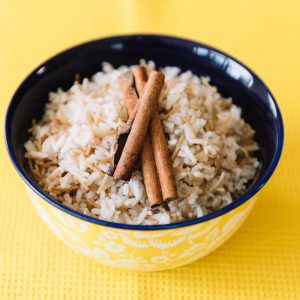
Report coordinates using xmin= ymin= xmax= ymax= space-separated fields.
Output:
xmin=5 ymin=35 xmax=283 ymax=271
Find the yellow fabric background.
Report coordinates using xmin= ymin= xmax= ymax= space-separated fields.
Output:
xmin=0 ymin=0 xmax=299 ymax=299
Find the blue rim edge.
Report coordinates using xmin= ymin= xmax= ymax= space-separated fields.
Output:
xmin=4 ymin=34 xmax=284 ymax=231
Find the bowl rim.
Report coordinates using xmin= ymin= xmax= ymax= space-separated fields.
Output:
xmin=4 ymin=34 xmax=284 ymax=231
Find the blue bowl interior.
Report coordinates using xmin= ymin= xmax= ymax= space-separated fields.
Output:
xmin=5 ymin=35 xmax=283 ymax=230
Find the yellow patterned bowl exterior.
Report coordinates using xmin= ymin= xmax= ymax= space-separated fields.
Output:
xmin=26 ymin=185 xmax=257 ymax=271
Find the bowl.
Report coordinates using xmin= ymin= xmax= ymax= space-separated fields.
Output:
xmin=5 ymin=34 xmax=283 ymax=271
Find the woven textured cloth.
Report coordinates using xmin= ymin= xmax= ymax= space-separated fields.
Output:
xmin=1 ymin=0 xmax=299 ymax=299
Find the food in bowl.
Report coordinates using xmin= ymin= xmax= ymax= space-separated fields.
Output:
xmin=24 ymin=60 xmax=259 ymax=225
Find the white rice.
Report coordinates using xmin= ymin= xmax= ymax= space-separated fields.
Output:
xmin=24 ymin=60 xmax=259 ymax=225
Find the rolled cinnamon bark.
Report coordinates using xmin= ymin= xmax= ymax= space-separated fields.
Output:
xmin=118 ymin=70 xmax=163 ymax=207
xmin=140 ymin=134 xmax=163 ymax=207
xmin=133 ymin=66 xmax=178 ymax=202
xmin=132 ymin=66 xmax=148 ymax=96
xmin=107 ymin=96 xmax=139 ymax=177
xmin=118 ymin=71 xmax=138 ymax=114
xmin=113 ymin=71 xmax=165 ymax=182
xmin=150 ymin=111 xmax=178 ymax=201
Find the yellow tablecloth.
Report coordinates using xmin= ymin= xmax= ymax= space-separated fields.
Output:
xmin=1 ymin=1 xmax=299 ymax=299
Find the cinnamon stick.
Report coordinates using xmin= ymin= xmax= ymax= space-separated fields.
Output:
xmin=107 ymin=100 xmax=139 ymax=176
xmin=150 ymin=111 xmax=178 ymax=201
xmin=113 ymin=71 xmax=165 ymax=181
xmin=118 ymin=71 xmax=138 ymax=114
xmin=140 ymin=135 xmax=163 ymax=207
xmin=131 ymin=67 xmax=163 ymax=207
xmin=133 ymin=66 xmax=178 ymax=202
xmin=118 ymin=70 xmax=163 ymax=206
xmin=132 ymin=66 xmax=148 ymax=97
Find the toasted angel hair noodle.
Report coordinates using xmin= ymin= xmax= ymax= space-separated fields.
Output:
xmin=24 ymin=60 xmax=259 ymax=225
xmin=171 ymin=134 xmax=185 ymax=161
